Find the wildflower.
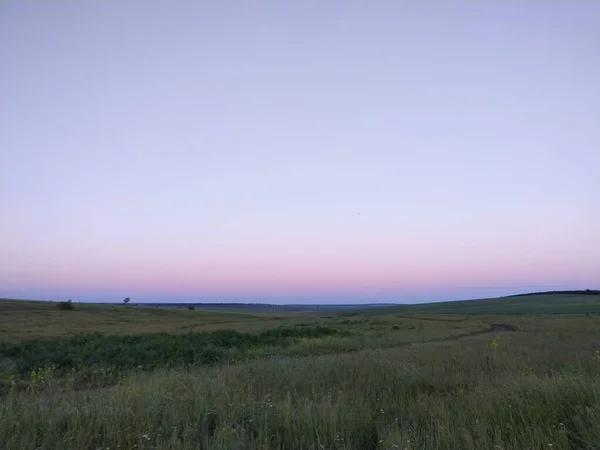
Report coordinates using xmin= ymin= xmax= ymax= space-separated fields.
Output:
xmin=491 ymin=336 xmax=499 ymax=350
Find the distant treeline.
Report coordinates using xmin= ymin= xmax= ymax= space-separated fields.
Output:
xmin=134 ymin=303 xmax=395 ymax=311
xmin=147 ymin=303 xmax=315 ymax=308
xmin=506 ymin=290 xmax=599 ymax=297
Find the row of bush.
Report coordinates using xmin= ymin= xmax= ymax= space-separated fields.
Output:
xmin=0 ymin=326 xmax=340 ymax=377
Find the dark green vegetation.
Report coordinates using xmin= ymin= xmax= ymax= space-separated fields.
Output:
xmin=1 ymin=293 xmax=599 ymax=449
xmin=0 ymin=326 xmax=339 ymax=383
xmin=55 ymin=300 xmax=74 ymax=311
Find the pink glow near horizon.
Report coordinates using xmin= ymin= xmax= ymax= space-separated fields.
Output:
xmin=5 ymin=233 xmax=597 ymax=300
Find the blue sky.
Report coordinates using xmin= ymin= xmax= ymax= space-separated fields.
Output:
xmin=1 ymin=1 xmax=598 ymax=303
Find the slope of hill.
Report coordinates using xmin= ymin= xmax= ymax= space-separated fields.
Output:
xmin=352 ymin=291 xmax=600 ymax=315
xmin=506 ymin=289 xmax=599 ymax=297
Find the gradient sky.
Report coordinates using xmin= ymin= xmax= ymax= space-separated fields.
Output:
xmin=1 ymin=1 xmax=599 ymax=304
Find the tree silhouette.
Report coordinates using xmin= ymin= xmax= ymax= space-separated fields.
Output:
xmin=123 ymin=297 xmax=130 ymax=305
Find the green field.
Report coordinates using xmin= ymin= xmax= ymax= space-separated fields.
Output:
xmin=1 ymin=293 xmax=599 ymax=449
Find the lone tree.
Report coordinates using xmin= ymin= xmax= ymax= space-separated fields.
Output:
xmin=123 ymin=297 xmax=130 ymax=305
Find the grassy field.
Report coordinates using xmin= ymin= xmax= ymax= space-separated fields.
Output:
xmin=0 ymin=299 xmax=305 ymax=341
xmin=1 ymin=293 xmax=599 ymax=449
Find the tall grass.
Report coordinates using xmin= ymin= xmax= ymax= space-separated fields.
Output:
xmin=1 ymin=332 xmax=599 ymax=449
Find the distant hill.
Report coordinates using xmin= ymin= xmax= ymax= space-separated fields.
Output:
xmin=506 ymin=289 xmax=599 ymax=297
xmin=350 ymin=290 xmax=600 ymax=315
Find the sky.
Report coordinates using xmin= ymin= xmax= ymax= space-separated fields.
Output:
xmin=1 ymin=1 xmax=598 ymax=304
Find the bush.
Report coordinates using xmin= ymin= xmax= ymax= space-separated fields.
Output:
xmin=56 ymin=301 xmax=74 ymax=311
xmin=188 ymin=305 xmax=195 ymax=310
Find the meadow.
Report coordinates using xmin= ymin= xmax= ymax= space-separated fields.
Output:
xmin=0 ymin=293 xmax=599 ymax=449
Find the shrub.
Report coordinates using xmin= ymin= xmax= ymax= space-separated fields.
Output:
xmin=188 ymin=305 xmax=195 ymax=311
xmin=56 ymin=301 xmax=74 ymax=311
